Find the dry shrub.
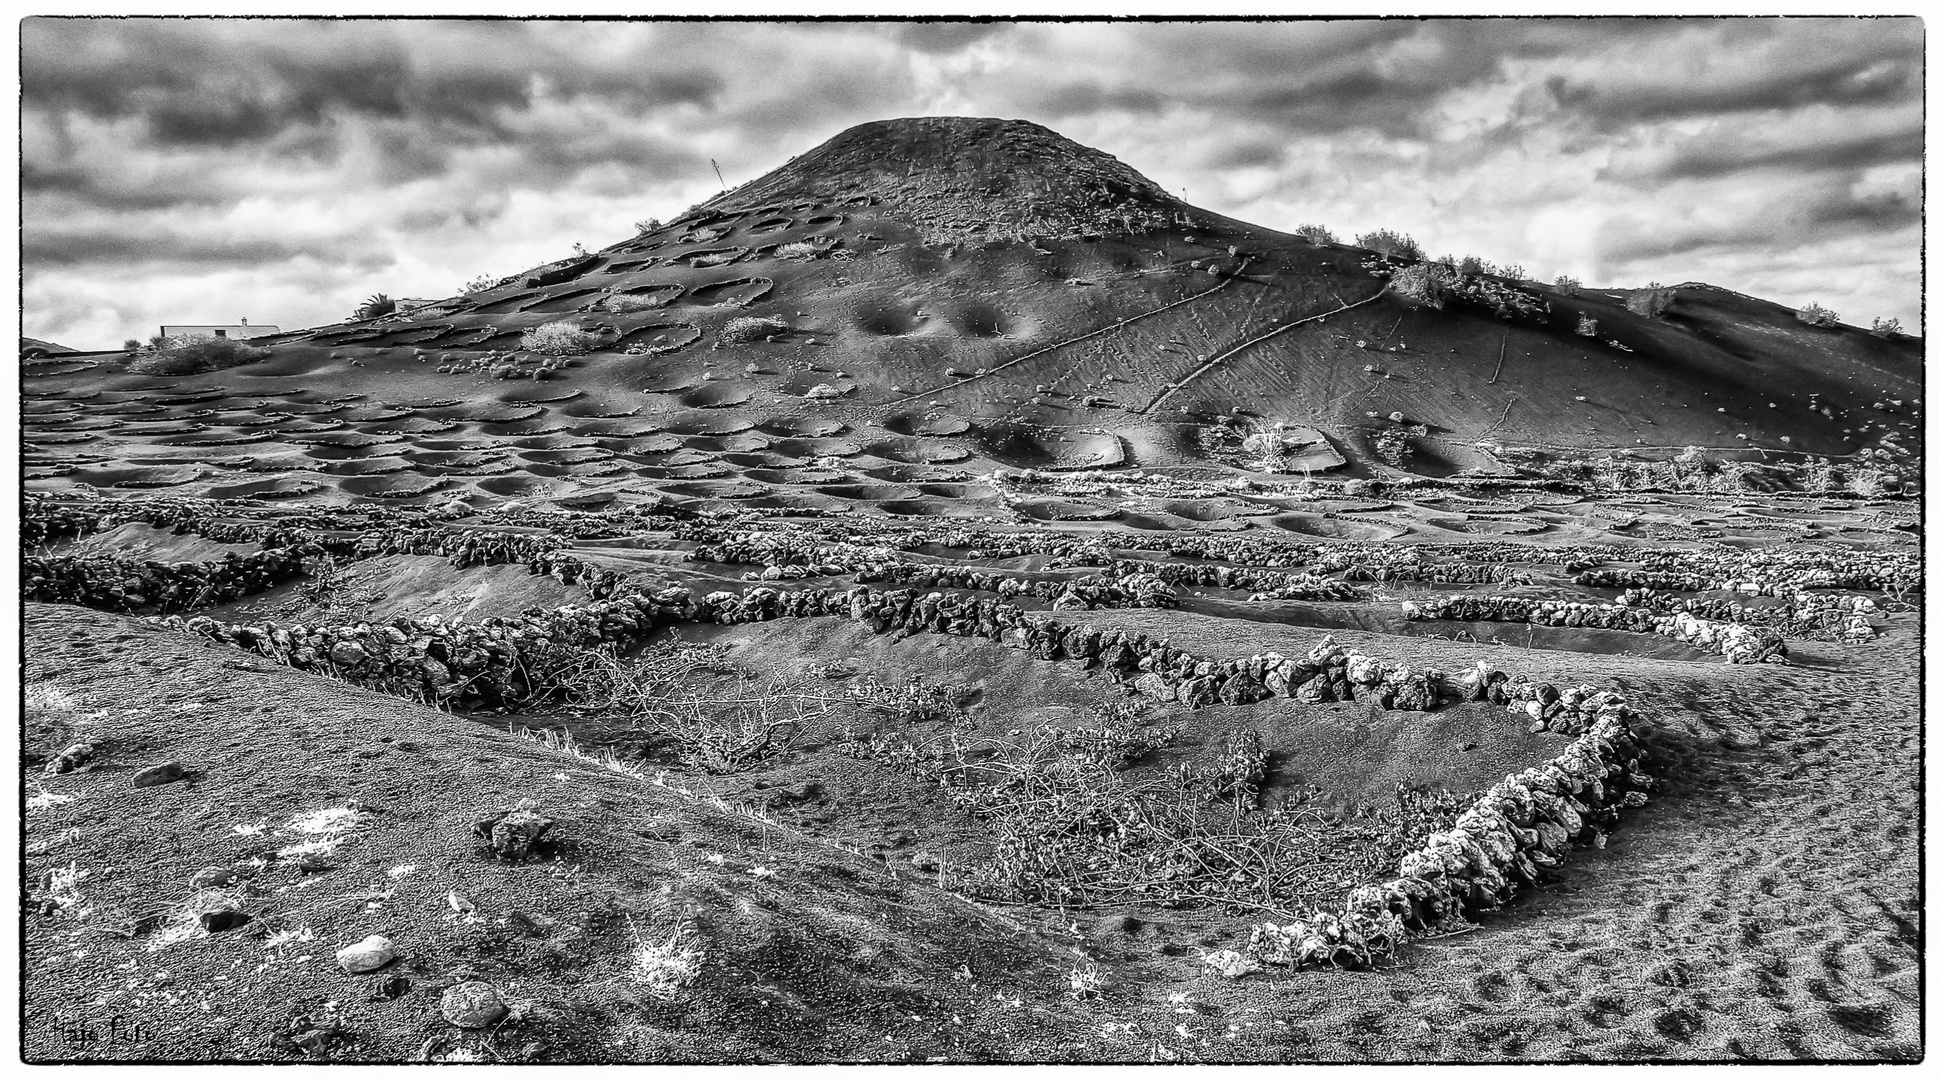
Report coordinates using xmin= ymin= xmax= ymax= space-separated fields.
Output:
xmin=718 ymin=316 xmax=791 ymax=345
xmin=128 ymin=334 xmax=269 ymax=376
xmin=841 ymin=717 xmax=1382 ymax=913
xmin=1387 ymin=262 xmax=1457 ymax=310
xmin=601 ymin=293 xmax=666 ymax=314
xmin=1294 ymin=223 xmax=1337 ymax=244
xmin=522 ymin=638 xmax=828 ymax=774
xmin=1626 ymin=288 xmax=1675 ymax=318
xmin=521 ymin=321 xmax=601 ymax=356
xmin=1797 ymin=303 xmax=1840 ymax=328
xmin=1355 ymin=228 xmax=1425 ymax=261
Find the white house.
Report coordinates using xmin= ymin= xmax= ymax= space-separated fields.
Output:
xmin=159 ymin=317 xmax=280 ymax=341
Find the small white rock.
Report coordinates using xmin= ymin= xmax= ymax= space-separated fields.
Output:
xmin=1201 ymin=949 xmax=1261 ymax=980
xmin=336 ymin=934 xmax=396 ymax=974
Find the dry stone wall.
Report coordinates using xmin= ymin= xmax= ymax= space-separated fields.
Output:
xmin=1403 ymin=593 xmax=1789 ymax=664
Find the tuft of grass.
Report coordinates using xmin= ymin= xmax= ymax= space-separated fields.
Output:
xmin=1068 ymin=963 xmax=1109 ymax=999
xmin=629 ymin=923 xmax=704 ymax=999
xmin=517 ymin=725 xmax=652 ymax=781
xmin=44 ymin=862 xmax=90 ymax=914
xmin=774 ymin=241 xmax=819 ymax=260
xmin=26 ymin=682 xmax=83 ymax=766
xmin=127 ymin=334 xmax=269 ymax=376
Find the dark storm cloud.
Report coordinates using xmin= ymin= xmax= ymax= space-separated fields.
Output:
xmin=1207 ymin=139 xmax=1285 ymax=171
xmin=21 ymin=18 xmax=726 ymax=149
xmin=1605 ymin=124 xmax=1923 ymax=185
xmin=24 ymin=221 xmax=392 ymax=271
xmin=1543 ymin=19 xmax=1922 ymax=130
xmin=1803 ymin=184 xmax=1921 ymax=231
xmin=1025 ymin=80 xmax=1167 ymax=121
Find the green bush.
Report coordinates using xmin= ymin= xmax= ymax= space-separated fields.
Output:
xmin=127 ymin=334 xmax=270 ymax=376
xmin=1294 ymin=223 xmax=1336 ymax=244
xmin=1354 ymin=228 xmax=1424 ymax=261
xmin=1797 ymin=302 xmax=1840 ymax=328
xmin=1456 ymin=255 xmax=1498 ymax=277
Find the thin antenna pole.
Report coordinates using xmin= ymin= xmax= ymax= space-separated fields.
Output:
xmin=711 ymin=159 xmax=725 ymax=190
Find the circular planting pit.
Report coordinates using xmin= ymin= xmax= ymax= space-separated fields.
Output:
xmin=1015 ymin=499 xmax=1124 ymax=522
xmin=602 ymin=257 xmax=661 ymax=274
xmin=602 ymin=282 xmax=685 ymax=309
xmin=616 ymin=322 xmax=702 ymax=356
xmin=572 ymin=418 xmax=663 ymax=438
xmin=370 ymin=324 xmax=453 ymax=348
xmin=668 ymin=416 xmax=758 ymax=437
xmin=684 ymin=277 xmax=774 ymax=308
xmin=318 ymin=457 xmax=415 ymax=477
xmin=677 ymin=247 xmax=749 ymax=268
xmin=496 ymin=388 xmax=584 ymax=405
xmin=1269 ymin=514 xmax=1409 ymax=541
xmin=921 ymin=445 xmax=976 ymax=465
xmin=883 ymin=412 xmax=974 ymax=437
xmin=679 ymin=382 xmax=756 ymax=409
xmin=519 ymin=288 xmax=607 ymax=314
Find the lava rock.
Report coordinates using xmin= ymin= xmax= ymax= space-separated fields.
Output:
xmin=475 ymin=802 xmax=554 ymax=861
xmin=190 ymin=865 xmax=240 ymax=889
xmin=132 ymin=761 xmax=186 ymax=788
xmin=441 ymin=980 xmax=509 ymax=1029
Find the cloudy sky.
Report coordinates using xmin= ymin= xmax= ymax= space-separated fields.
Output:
xmin=21 ymin=16 xmax=1924 ymax=349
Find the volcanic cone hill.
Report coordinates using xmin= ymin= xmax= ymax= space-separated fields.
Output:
xmin=24 ymin=116 xmax=1920 ymax=512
